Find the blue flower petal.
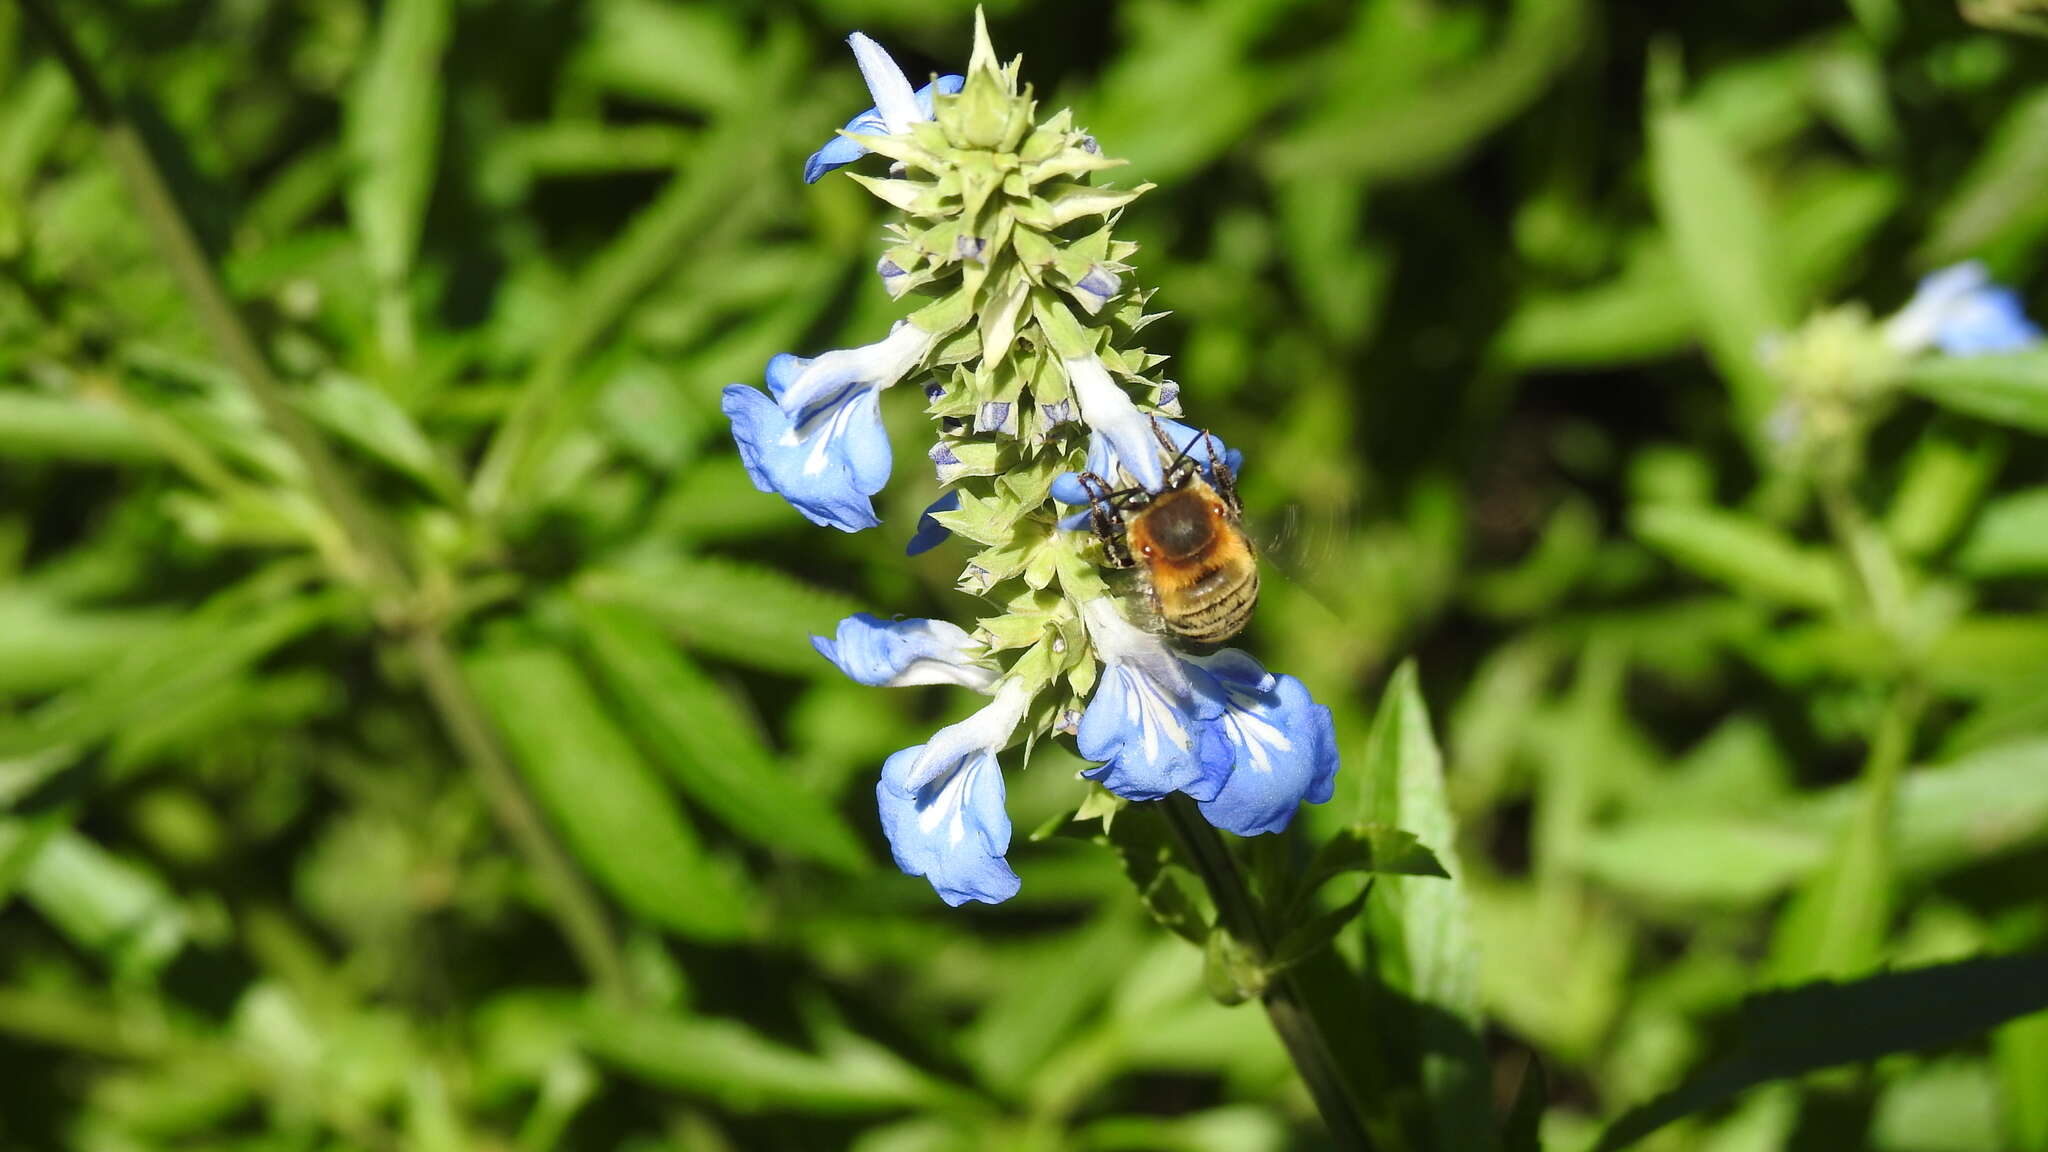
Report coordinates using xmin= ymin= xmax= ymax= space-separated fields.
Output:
xmin=1888 ymin=262 xmax=2043 ymax=357
xmin=1937 ymin=286 xmax=2041 ymax=356
xmin=877 ymin=742 xmax=1019 ymax=906
xmin=1049 ymin=472 xmax=1091 ymax=505
xmin=721 ymin=381 xmax=889 ymax=533
xmin=803 ymin=75 xmax=965 ymax=184
xmin=1193 ymin=654 xmax=1339 ymax=836
xmin=907 ymin=491 xmax=959 ymax=555
xmin=1077 ymin=660 xmax=1232 ymax=803
xmin=811 ymin=612 xmax=995 ymax=690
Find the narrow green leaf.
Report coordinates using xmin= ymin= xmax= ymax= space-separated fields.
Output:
xmin=1956 ymin=487 xmax=2048 ymax=577
xmin=0 ymin=592 xmax=175 ymax=695
xmin=1766 ymin=689 xmax=1917 ymax=984
xmin=344 ymin=0 xmax=450 ymax=362
xmin=573 ymin=599 xmax=866 ymax=871
xmin=1995 ymin=1010 xmax=2048 ymax=1149
xmin=1268 ymin=0 xmax=1586 ymax=183
xmin=299 ymin=373 xmax=459 ymax=500
xmin=1648 ymin=100 xmax=1790 ymax=440
xmin=1297 ymin=824 xmax=1448 ymax=905
xmin=0 ymin=61 xmax=74 ymax=256
xmin=1267 ymin=882 xmax=1372 ymax=976
xmin=467 ymin=642 xmax=752 ymax=942
xmin=1633 ymin=503 xmax=1848 ymax=611
xmin=1922 ymin=85 xmax=2048 ymax=263
xmin=1595 ymin=953 xmax=2048 ymax=1151
xmin=0 ymin=574 xmax=340 ymax=768
xmin=1886 ymin=428 xmax=2003 ymax=561
xmin=1494 ymin=238 xmax=1693 ymax=369
xmin=573 ymin=556 xmax=861 ymax=676
xmin=0 ymin=390 xmax=158 ymax=463
xmin=961 ymin=917 xmax=1142 ymax=1097
xmin=2 ymin=823 xmax=187 ymax=976
xmin=1359 ymin=661 xmax=1495 ymax=1152
xmin=1905 ymin=351 xmax=2048 ymax=433
xmin=1105 ymin=803 xmax=1209 ymax=945
xmin=580 ymin=1004 xmax=959 ymax=1113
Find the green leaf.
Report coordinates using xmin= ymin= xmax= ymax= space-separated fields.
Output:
xmin=1648 ymin=98 xmax=1791 ymax=441
xmin=1358 ymin=662 xmax=1495 ymax=1152
xmin=960 ymin=917 xmax=1142 ymax=1096
xmin=1633 ymin=503 xmax=1848 ymax=612
xmin=1765 ymin=691 xmax=1914 ymax=984
xmin=1266 ymin=881 xmax=1373 ymax=977
xmin=344 ymin=0 xmax=449 ymax=360
xmin=1105 ymin=803 xmax=1209 ymax=945
xmin=572 ymin=599 xmax=866 ymax=872
xmin=0 ymin=822 xmax=188 ymax=977
xmin=467 ymin=641 xmax=752 ymax=941
xmin=1267 ymin=0 xmax=1587 ymax=184
xmin=1904 ymin=351 xmax=2048 ymax=433
xmin=0 ymin=592 xmax=174 ymax=695
xmin=1995 ymin=1010 xmax=2048 ymax=1149
xmin=0 ymin=62 xmax=74 ymax=257
xmin=1296 ymin=824 xmax=1448 ymax=906
xmin=1594 ymin=953 xmax=2048 ymax=1151
xmin=580 ymin=1003 xmax=963 ymax=1113
xmin=1582 ymin=736 xmax=2048 ymax=906
xmin=1886 ymin=428 xmax=2003 ymax=560
xmin=1495 ymin=238 xmax=1694 ymax=369
xmin=0 ymin=390 xmax=157 ymax=463
xmin=1921 ymin=85 xmax=2048 ymax=263
xmin=0 ymin=573 xmax=341 ymax=771
xmin=577 ymin=0 xmax=756 ymax=113
xmin=1956 ymin=486 xmax=2048 ymax=577
xmin=573 ymin=555 xmax=861 ymax=676
xmin=299 ymin=373 xmax=458 ymax=500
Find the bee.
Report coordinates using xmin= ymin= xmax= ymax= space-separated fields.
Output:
xmin=1073 ymin=425 xmax=1260 ymax=644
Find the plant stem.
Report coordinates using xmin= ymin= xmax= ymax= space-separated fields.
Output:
xmin=1818 ymin=476 xmax=1908 ymax=637
xmin=1162 ymin=796 xmax=1379 ymax=1152
xmin=19 ymin=0 xmax=631 ymax=1004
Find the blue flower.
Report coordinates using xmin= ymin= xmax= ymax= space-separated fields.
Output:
xmin=1191 ymin=650 xmax=1340 ymax=836
xmin=812 ymin=612 xmax=997 ymax=690
xmin=1076 ymin=602 xmax=1337 ymax=835
xmin=1076 ymin=600 xmax=1232 ymax=801
xmin=1886 ymin=262 xmax=2042 ymax=357
xmin=722 ymin=322 xmax=933 ymax=532
xmin=1067 ymin=264 xmax=1122 ymax=314
xmin=1062 ymin=354 xmax=1167 ymax=492
xmin=804 ymin=33 xmax=965 ymax=184
xmin=876 ymin=682 xmax=1031 ymax=905
xmin=1049 ymin=419 xmax=1244 ymax=531
xmin=906 ymin=490 xmax=958 ymax=555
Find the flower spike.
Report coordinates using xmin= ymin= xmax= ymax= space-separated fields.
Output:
xmin=731 ymin=17 xmax=1342 ymax=903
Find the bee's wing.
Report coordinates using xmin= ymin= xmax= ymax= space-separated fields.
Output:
xmin=1251 ymin=501 xmax=1357 ymax=626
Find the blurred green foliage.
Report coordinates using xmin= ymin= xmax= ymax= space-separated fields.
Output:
xmin=2 ymin=0 xmax=2047 ymax=1149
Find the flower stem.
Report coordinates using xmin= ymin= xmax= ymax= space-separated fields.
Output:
xmin=20 ymin=0 xmax=633 ymax=1004
xmin=1161 ymin=796 xmax=1380 ymax=1152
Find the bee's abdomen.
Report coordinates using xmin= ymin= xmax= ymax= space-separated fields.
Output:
xmin=1164 ymin=564 xmax=1259 ymax=644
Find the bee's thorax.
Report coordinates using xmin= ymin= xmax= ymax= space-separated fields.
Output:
xmin=1132 ymin=488 xmax=1216 ymax=560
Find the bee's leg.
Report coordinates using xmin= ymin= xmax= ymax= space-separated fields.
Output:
xmin=1148 ymin=416 xmax=1180 ymax=456
xmin=1149 ymin=417 xmax=1200 ymax=489
xmin=1203 ymin=430 xmax=1242 ymax=516
xmin=1077 ymin=471 xmax=1134 ymax=569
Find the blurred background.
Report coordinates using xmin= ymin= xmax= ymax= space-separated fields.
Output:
xmin=2 ymin=0 xmax=2047 ymax=1148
